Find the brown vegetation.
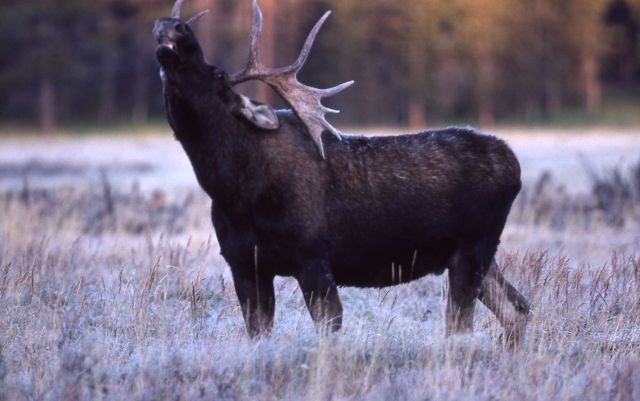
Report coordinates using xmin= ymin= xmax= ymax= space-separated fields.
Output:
xmin=0 ymin=159 xmax=639 ymax=400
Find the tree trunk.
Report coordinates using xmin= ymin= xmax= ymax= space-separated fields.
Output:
xmin=476 ymin=41 xmax=496 ymax=127
xmin=544 ymin=80 xmax=562 ymax=116
xmin=582 ymin=53 xmax=602 ymax=115
xmin=39 ymin=78 xmax=55 ymax=134
xmin=98 ymin=54 xmax=117 ymax=124
xmin=408 ymin=96 xmax=426 ymax=129
xmin=132 ymin=52 xmax=149 ymax=124
xmin=278 ymin=0 xmax=301 ymax=69
xmin=195 ymin=0 xmax=216 ymax=63
xmin=132 ymin=22 xmax=150 ymax=125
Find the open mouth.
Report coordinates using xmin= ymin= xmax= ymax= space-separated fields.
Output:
xmin=158 ymin=36 xmax=177 ymax=51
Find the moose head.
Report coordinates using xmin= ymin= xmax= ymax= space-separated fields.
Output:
xmin=153 ymin=0 xmax=354 ymax=158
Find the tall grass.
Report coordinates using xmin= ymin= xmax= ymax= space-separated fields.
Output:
xmin=0 ymin=167 xmax=639 ymax=400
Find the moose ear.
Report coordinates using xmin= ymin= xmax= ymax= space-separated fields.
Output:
xmin=233 ymin=95 xmax=279 ymax=131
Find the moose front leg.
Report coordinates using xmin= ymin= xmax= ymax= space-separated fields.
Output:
xmin=297 ymin=259 xmax=343 ymax=333
xmin=232 ymin=271 xmax=276 ymax=337
xmin=446 ymin=249 xmax=480 ymax=336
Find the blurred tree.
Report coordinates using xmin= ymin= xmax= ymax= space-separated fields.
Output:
xmin=455 ymin=0 xmax=511 ymax=126
xmin=603 ymin=0 xmax=639 ymax=82
xmin=404 ymin=0 xmax=440 ymax=128
xmin=0 ymin=0 xmax=84 ymax=132
xmin=0 ymin=0 xmax=639 ymax=130
xmin=503 ymin=0 xmax=573 ymax=119
xmin=567 ymin=0 xmax=610 ymax=115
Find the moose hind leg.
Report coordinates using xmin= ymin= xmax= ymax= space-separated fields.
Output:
xmin=297 ymin=259 xmax=343 ymax=334
xmin=445 ymin=249 xmax=481 ymax=336
xmin=232 ymin=272 xmax=276 ymax=337
xmin=478 ymin=258 xmax=530 ymax=348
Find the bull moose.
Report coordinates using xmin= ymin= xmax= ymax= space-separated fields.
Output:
xmin=153 ymin=0 xmax=530 ymax=346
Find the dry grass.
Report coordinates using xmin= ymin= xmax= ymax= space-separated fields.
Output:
xmin=1 ymin=146 xmax=640 ymax=400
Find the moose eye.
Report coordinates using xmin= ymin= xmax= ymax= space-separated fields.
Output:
xmin=174 ymin=22 xmax=187 ymax=34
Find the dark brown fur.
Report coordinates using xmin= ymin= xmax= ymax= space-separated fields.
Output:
xmin=153 ymin=16 xmax=530 ymax=345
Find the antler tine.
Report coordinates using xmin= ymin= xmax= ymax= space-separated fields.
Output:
xmin=187 ymin=9 xmax=210 ymax=25
xmin=230 ymin=0 xmax=266 ymax=82
xmin=229 ymin=0 xmax=354 ymax=159
xmin=282 ymin=11 xmax=331 ymax=75
xmin=285 ymin=80 xmax=354 ymax=159
xmin=321 ymin=81 xmax=355 ymax=99
xmin=248 ymin=0 xmax=264 ymax=69
xmin=172 ymin=0 xmax=185 ymax=18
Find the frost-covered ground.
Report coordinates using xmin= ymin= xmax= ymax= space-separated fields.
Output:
xmin=0 ymin=128 xmax=639 ymax=400
xmin=1 ymin=127 xmax=639 ymax=193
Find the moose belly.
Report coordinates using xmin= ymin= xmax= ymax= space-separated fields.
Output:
xmin=329 ymin=239 xmax=454 ymax=288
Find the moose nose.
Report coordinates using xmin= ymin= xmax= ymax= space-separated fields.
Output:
xmin=173 ymin=22 xmax=187 ymax=34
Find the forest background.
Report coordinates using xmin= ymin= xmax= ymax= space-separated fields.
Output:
xmin=1 ymin=0 xmax=640 ymax=133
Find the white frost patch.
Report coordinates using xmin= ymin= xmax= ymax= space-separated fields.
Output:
xmin=1 ymin=129 xmax=639 ymax=193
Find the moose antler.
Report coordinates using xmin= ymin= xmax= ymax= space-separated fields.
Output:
xmin=171 ymin=0 xmax=185 ymax=18
xmin=172 ymin=0 xmax=209 ymax=25
xmin=230 ymin=0 xmax=354 ymax=159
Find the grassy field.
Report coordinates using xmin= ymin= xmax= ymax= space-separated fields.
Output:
xmin=0 ymin=129 xmax=639 ymax=400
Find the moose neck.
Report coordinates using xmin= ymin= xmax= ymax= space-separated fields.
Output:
xmin=162 ymin=70 xmax=262 ymax=212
